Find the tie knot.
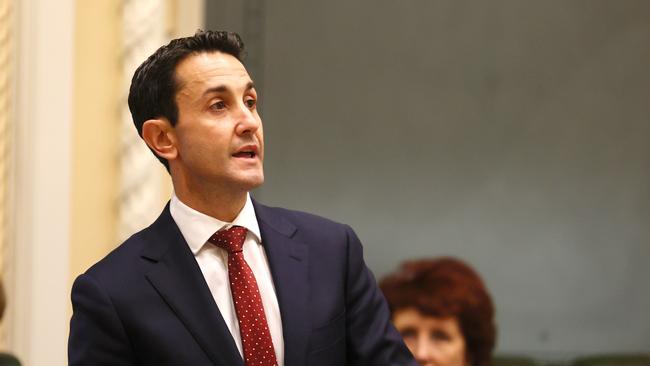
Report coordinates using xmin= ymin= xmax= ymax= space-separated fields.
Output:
xmin=208 ymin=226 xmax=248 ymax=253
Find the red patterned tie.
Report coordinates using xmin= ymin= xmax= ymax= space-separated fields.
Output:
xmin=209 ymin=226 xmax=278 ymax=366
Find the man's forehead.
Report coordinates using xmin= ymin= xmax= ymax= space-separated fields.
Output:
xmin=175 ymin=51 xmax=251 ymax=90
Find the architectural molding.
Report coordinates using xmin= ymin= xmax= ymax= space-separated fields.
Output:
xmin=12 ymin=0 xmax=74 ymax=364
xmin=119 ymin=0 xmax=170 ymax=242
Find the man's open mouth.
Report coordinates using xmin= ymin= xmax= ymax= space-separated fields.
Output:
xmin=233 ymin=144 xmax=259 ymax=159
xmin=233 ymin=151 xmax=256 ymax=158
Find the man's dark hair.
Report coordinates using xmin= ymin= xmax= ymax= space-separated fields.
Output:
xmin=127 ymin=30 xmax=245 ymax=170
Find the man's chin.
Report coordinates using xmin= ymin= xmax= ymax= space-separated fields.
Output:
xmin=237 ymin=174 xmax=264 ymax=191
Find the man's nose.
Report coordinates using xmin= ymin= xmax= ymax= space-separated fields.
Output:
xmin=235 ymin=103 xmax=261 ymax=135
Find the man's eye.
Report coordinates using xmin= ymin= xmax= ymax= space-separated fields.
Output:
xmin=245 ymin=98 xmax=256 ymax=109
xmin=210 ymin=101 xmax=226 ymax=110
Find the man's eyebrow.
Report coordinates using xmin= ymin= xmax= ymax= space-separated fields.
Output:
xmin=202 ymin=81 xmax=255 ymax=97
xmin=202 ymin=85 xmax=227 ymax=96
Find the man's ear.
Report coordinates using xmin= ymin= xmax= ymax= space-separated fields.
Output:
xmin=141 ymin=119 xmax=178 ymax=161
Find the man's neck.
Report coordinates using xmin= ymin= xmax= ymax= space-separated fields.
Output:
xmin=173 ymin=185 xmax=248 ymax=222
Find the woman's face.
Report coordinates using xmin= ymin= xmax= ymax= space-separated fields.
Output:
xmin=393 ymin=307 xmax=469 ymax=366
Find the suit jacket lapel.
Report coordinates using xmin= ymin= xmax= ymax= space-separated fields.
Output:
xmin=253 ymin=201 xmax=311 ymax=366
xmin=140 ymin=204 xmax=244 ymax=366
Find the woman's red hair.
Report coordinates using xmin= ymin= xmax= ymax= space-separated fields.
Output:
xmin=380 ymin=257 xmax=496 ymax=366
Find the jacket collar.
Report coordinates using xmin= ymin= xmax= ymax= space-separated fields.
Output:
xmin=140 ymin=201 xmax=312 ymax=366
xmin=252 ymin=200 xmax=311 ymax=366
xmin=139 ymin=204 xmax=244 ymax=366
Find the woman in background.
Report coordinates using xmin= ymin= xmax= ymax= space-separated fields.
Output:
xmin=0 ymin=277 xmax=21 ymax=366
xmin=380 ymin=257 xmax=496 ymax=366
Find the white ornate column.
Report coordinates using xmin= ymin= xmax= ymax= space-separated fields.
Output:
xmin=118 ymin=0 xmax=206 ymax=241
xmin=119 ymin=0 xmax=171 ymax=241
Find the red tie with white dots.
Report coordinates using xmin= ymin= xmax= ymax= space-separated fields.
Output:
xmin=209 ymin=226 xmax=278 ymax=366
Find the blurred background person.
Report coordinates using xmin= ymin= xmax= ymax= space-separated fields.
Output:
xmin=0 ymin=277 xmax=20 ymax=366
xmin=380 ymin=257 xmax=496 ymax=366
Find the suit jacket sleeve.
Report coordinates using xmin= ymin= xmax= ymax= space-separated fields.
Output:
xmin=343 ymin=225 xmax=417 ymax=366
xmin=69 ymin=273 xmax=136 ymax=365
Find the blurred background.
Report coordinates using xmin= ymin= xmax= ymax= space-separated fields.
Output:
xmin=0 ymin=0 xmax=648 ymax=365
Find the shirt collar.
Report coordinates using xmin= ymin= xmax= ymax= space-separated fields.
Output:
xmin=169 ymin=192 xmax=262 ymax=255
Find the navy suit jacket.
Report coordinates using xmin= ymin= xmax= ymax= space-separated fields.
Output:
xmin=69 ymin=200 xmax=416 ymax=365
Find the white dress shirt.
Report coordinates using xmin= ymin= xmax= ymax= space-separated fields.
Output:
xmin=170 ymin=193 xmax=284 ymax=365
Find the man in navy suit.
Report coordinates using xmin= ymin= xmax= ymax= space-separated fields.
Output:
xmin=68 ymin=30 xmax=416 ymax=366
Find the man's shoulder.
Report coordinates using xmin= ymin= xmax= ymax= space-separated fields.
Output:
xmin=80 ymin=226 xmax=152 ymax=280
xmin=81 ymin=204 xmax=178 ymax=278
xmin=252 ymin=200 xmax=360 ymax=254
xmin=253 ymin=200 xmax=350 ymax=232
